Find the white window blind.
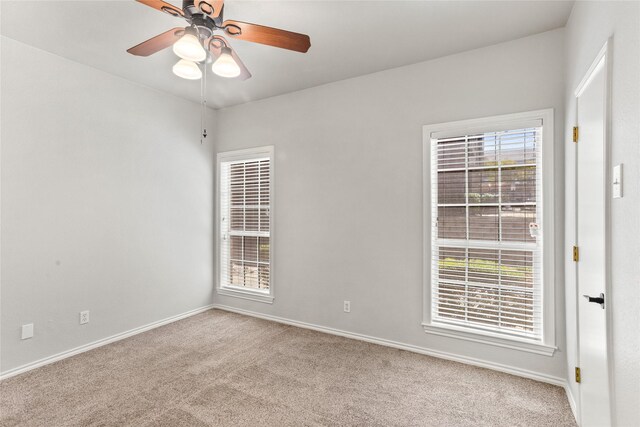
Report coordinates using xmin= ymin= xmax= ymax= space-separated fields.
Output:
xmin=430 ymin=126 xmax=543 ymax=340
xmin=219 ymin=155 xmax=271 ymax=293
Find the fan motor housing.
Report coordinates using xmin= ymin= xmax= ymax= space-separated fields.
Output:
xmin=182 ymin=0 xmax=223 ymax=27
xmin=190 ymin=15 xmax=216 ymax=39
xmin=182 ymin=0 xmax=197 ymax=12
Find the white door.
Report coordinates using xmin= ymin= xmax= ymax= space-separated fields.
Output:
xmin=576 ymin=48 xmax=611 ymax=427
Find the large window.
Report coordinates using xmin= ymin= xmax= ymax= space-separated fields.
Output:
xmin=218 ymin=146 xmax=274 ymax=303
xmin=423 ymin=111 xmax=555 ymax=355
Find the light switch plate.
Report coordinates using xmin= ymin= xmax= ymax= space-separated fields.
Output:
xmin=21 ymin=323 xmax=34 ymax=340
xmin=613 ymin=164 xmax=622 ymax=199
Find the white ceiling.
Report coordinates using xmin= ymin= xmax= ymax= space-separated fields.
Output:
xmin=1 ymin=1 xmax=574 ymax=109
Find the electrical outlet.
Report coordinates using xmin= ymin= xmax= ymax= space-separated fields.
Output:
xmin=21 ymin=324 xmax=34 ymax=340
xmin=80 ymin=311 xmax=90 ymax=325
xmin=343 ymin=301 xmax=351 ymax=313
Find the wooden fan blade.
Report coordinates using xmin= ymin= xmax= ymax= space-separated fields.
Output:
xmin=221 ymin=20 xmax=310 ymax=53
xmin=207 ymin=36 xmax=252 ymax=80
xmin=194 ymin=0 xmax=224 ymax=19
xmin=135 ymin=0 xmax=184 ymax=18
xmin=127 ymin=27 xmax=184 ymax=56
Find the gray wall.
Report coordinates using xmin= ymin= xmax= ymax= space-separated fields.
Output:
xmin=563 ymin=2 xmax=640 ymax=425
xmin=214 ymin=29 xmax=568 ymax=381
xmin=0 ymin=37 xmax=216 ymax=373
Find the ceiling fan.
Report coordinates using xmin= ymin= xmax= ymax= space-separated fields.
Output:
xmin=127 ymin=0 xmax=311 ymax=80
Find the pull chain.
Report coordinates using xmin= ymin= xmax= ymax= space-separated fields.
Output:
xmin=200 ymin=59 xmax=208 ymax=144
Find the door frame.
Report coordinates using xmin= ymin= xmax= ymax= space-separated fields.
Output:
xmin=573 ymin=38 xmax=615 ymax=426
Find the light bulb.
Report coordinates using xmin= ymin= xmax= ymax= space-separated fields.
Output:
xmin=212 ymin=47 xmax=241 ymax=78
xmin=173 ymin=33 xmax=206 ymax=62
xmin=172 ymin=59 xmax=202 ymax=80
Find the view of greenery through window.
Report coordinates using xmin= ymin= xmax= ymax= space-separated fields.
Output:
xmin=439 ymin=257 xmax=532 ymax=280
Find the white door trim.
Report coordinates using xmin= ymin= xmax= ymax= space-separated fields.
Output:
xmin=573 ymin=38 xmax=615 ymax=426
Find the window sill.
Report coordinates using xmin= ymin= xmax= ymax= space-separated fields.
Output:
xmin=422 ymin=322 xmax=556 ymax=356
xmin=217 ymin=287 xmax=274 ymax=304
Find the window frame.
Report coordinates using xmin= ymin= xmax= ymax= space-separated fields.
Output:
xmin=422 ymin=110 xmax=556 ymax=356
xmin=216 ymin=146 xmax=275 ymax=304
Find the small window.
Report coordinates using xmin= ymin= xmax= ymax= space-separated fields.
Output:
xmin=423 ymin=110 xmax=556 ymax=355
xmin=217 ymin=146 xmax=274 ymax=303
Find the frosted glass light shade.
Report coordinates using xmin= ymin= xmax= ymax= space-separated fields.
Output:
xmin=172 ymin=59 xmax=202 ymax=80
xmin=173 ymin=33 xmax=207 ymax=62
xmin=211 ymin=47 xmax=241 ymax=78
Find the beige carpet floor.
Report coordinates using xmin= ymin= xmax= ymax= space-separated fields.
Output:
xmin=1 ymin=309 xmax=576 ymax=426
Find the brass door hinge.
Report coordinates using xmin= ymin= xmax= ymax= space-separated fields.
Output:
xmin=573 ymin=126 xmax=579 ymax=143
xmin=573 ymin=246 xmax=579 ymax=262
xmin=575 ymin=367 xmax=581 ymax=383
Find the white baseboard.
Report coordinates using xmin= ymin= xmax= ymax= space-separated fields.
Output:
xmin=212 ymin=304 xmax=566 ymax=387
xmin=0 ymin=304 xmax=215 ymax=381
xmin=564 ymin=382 xmax=580 ymax=424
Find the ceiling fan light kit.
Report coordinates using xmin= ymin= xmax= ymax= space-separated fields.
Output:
xmin=172 ymin=58 xmax=203 ymax=80
xmin=211 ymin=46 xmax=241 ymax=78
xmin=127 ymin=0 xmax=311 ymax=81
xmin=172 ymin=29 xmax=207 ymax=62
